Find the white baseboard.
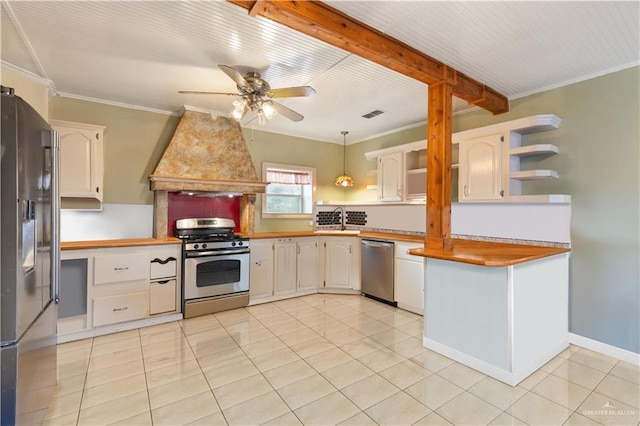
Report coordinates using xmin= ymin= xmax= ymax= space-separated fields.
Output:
xmin=424 ymin=337 xmax=516 ymax=385
xmin=57 ymin=313 xmax=182 ymax=344
xmin=569 ymin=333 xmax=640 ymax=366
xmin=423 ymin=337 xmax=567 ymax=386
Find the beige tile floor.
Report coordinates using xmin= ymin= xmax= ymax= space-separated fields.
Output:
xmin=45 ymin=294 xmax=639 ymax=425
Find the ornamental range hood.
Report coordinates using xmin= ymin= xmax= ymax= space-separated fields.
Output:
xmin=149 ymin=110 xmax=267 ymax=194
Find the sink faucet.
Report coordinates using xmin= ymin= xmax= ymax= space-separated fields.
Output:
xmin=331 ymin=206 xmax=346 ymax=231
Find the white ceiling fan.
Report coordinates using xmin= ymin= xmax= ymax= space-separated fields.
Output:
xmin=179 ymin=65 xmax=316 ymax=124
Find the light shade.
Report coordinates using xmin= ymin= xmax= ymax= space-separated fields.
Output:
xmin=334 ymin=174 xmax=354 ymax=187
xmin=335 ymin=130 xmax=354 ymax=187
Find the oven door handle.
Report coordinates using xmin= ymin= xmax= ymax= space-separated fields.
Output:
xmin=185 ymin=248 xmax=250 ymax=257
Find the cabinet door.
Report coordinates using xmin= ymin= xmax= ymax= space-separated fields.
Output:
xmin=52 ymin=121 xmax=104 ymax=200
xmin=297 ymin=239 xmax=318 ymax=291
xmin=249 ymin=240 xmax=274 ymax=300
xmin=378 ymin=152 xmax=403 ymax=201
xmin=395 ymin=258 xmax=424 ymax=314
xmin=459 ymin=134 xmax=503 ymax=201
xmin=274 ymin=242 xmax=297 ymax=296
xmin=149 ymin=279 xmax=176 ymax=315
xmin=324 ymin=239 xmax=352 ymax=289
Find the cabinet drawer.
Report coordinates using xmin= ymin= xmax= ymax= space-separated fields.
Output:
xmin=94 ymin=253 xmax=148 ymax=284
xmin=150 ymin=279 xmax=177 ymax=315
xmin=150 ymin=257 xmax=177 ymax=280
xmin=93 ymin=292 xmax=148 ymax=327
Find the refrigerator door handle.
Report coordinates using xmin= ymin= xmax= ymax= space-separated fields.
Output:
xmin=49 ymin=129 xmax=60 ymax=303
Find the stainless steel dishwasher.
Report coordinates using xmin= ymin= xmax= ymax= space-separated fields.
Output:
xmin=360 ymin=239 xmax=396 ymax=305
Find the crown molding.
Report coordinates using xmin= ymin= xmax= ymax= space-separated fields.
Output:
xmin=1 ymin=61 xmax=55 ymax=93
xmin=56 ymin=92 xmax=180 ymax=116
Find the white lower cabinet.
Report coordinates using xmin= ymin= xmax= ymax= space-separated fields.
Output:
xmin=394 ymin=242 xmax=425 ymax=315
xmin=274 ymin=241 xmax=297 ymax=297
xmin=248 ymin=236 xmax=362 ymax=304
xmin=93 ymin=291 xmax=148 ymax=327
xmin=249 ymin=237 xmax=321 ymax=303
xmin=94 ymin=253 xmax=148 ymax=285
xmin=149 ymin=279 xmax=177 ymax=315
xmin=297 ymin=238 xmax=318 ymax=291
xmin=322 ymin=237 xmax=360 ymax=291
xmin=58 ymin=243 xmax=181 ymax=336
xmin=250 ymin=239 xmax=275 ymax=300
xmin=149 ymin=245 xmax=180 ymax=316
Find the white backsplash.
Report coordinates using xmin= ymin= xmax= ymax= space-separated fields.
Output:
xmin=315 ymin=201 xmax=571 ymax=244
xmin=61 ymin=203 xmax=153 ymax=241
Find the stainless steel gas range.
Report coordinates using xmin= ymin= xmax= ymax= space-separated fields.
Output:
xmin=176 ymin=218 xmax=249 ymax=318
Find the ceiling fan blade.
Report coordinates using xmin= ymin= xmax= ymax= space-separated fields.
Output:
xmin=266 ymin=86 xmax=316 ymax=98
xmin=178 ymin=91 xmax=240 ymax=96
xmin=272 ymin=101 xmax=304 ymax=122
xmin=218 ymin=65 xmax=253 ymax=93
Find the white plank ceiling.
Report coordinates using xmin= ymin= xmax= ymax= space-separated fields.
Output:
xmin=1 ymin=1 xmax=638 ymax=143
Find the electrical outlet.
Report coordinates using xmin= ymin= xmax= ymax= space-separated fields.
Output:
xmin=309 ymin=220 xmax=313 ymax=226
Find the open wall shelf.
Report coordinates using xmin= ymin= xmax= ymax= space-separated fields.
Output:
xmin=510 ymin=144 xmax=559 ymax=158
xmin=510 ymin=170 xmax=559 ymax=181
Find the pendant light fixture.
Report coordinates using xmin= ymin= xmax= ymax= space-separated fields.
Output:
xmin=334 ymin=130 xmax=354 ymax=187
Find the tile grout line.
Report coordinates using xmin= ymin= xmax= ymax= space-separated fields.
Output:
xmin=74 ymin=337 xmax=95 ymax=426
xmin=138 ymin=327 xmax=155 ymax=426
xmin=179 ymin=313 xmax=232 ymax=425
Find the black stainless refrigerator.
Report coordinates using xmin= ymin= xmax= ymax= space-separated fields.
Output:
xmin=1 ymin=86 xmax=60 ymax=425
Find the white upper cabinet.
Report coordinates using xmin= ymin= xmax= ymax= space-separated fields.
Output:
xmin=51 ymin=120 xmax=104 ymax=209
xmin=377 ymin=152 xmax=403 ymax=202
xmin=454 ymin=114 xmax=564 ymax=203
xmin=458 ymin=133 xmax=504 ymax=201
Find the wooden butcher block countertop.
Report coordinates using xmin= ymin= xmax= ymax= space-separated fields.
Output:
xmin=61 ymin=237 xmax=182 ymax=251
xmin=408 ymin=238 xmax=570 ymax=266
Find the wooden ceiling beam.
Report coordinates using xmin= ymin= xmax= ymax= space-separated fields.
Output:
xmin=228 ymin=0 xmax=509 ymax=115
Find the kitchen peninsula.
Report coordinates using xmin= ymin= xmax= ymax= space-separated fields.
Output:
xmin=410 ymin=239 xmax=570 ymax=386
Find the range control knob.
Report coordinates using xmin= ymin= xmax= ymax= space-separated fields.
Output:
xmin=231 ymin=241 xmax=237 ymax=247
xmin=238 ymin=241 xmax=243 ymax=246
xmin=202 ymin=244 xmax=207 ymax=249
xmin=193 ymin=244 xmax=199 ymax=250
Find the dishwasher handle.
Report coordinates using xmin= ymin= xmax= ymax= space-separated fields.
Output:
xmin=361 ymin=239 xmax=394 ymax=248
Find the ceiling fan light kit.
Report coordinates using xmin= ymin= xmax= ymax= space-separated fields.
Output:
xmin=179 ymin=65 xmax=315 ymax=125
xmin=335 ymin=131 xmax=354 ymax=187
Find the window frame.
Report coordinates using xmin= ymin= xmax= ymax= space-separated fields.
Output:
xmin=261 ymin=162 xmax=316 ymax=219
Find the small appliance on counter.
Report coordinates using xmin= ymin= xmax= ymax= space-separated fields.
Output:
xmin=176 ymin=218 xmax=250 ymax=318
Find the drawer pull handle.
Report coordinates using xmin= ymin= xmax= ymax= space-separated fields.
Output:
xmin=151 ymin=257 xmax=176 ymax=265
xmin=112 ymin=306 xmax=129 ymax=312
xmin=114 ymin=267 xmax=129 ymax=271
xmin=156 ymin=280 xmax=170 ymax=285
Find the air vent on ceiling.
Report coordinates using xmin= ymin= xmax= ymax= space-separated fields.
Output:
xmin=362 ymin=110 xmax=384 ymax=119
